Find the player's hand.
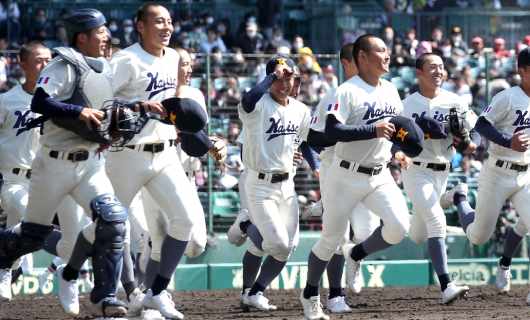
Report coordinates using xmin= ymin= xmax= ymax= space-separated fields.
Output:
xmin=293 ymin=151 xmax=304 ymax=166
xmin=313 ymin=169 xmax=320 ymax=180
xmin=375 ymin=122 xmax=395 ymax=140
xmin=79 ymin=107 xmax=104 ymax=129
xmin=463 ymin=141 xmax=477 ymax=155
xmin=511 ymin=131 xmax=530 ymax=152
xmin=274 ymin=63 xmax=293 ymax=80
xmin=138 ymin=101 xmax=167 ymax=117
xmin=394 ymin=151 xmax=411 ymax=169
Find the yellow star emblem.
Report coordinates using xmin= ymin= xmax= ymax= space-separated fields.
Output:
xmin=169 ymin=112 xmax=177 ymax=125
xmin=277 ymin=58 xmax=286 ymax=65
xmin=396 ymin=128 xmax=408 ymax=142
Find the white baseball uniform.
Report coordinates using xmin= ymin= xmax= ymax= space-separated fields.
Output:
xmin=401 ymin=90 xmax=477 ymax=243
xmin=312 ymin=76 xmax=410 ymax=261
xmin=466 ymin=86 xmax=530 ymax=244
xmin=106 ymin=43 xmax=202 ymax=257
xmin=238 ymin=93 xmax=311 ymax=261
xmin=24 ymin=54 xmax=116 ymax=247
xmin=310 ymin=86 xmax=380 ymax=247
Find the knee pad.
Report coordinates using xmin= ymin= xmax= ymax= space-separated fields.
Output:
xmin=90 ymin=194 xmax=128 ymax=303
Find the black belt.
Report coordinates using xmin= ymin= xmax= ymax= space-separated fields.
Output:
xmin=12 ymin=168 xmax=32 ymax=179
xmin=339 ymin=160 xmax=383 ymax=176
xmin=49 ymin=150 xmax=89 ymax=162
xmin=258 ymin=172 xmax=289 ymax=183
xmin=496 ymin=160 xmax=528 ymax=172
xmin=413 ymin=161 xmax=448 ymax=171
xmin=127 ymin=143 xmax=165 ymax=153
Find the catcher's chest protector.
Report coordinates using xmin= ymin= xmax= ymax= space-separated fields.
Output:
xmin=53 ymin=47 xmax=113 ymax=110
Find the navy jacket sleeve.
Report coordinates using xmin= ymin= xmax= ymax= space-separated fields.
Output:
xmin=299 ymin=142 xmax=320 ymax=171
xmin=31 ymin=87 xmax=83 ymax=118
xmin=325 ymin=114 xmax=377 ymax=142
xmin=241 ymin=74 xmax=276 ymax=113
xmin=474 ymin=116 xmax=511 ymax=148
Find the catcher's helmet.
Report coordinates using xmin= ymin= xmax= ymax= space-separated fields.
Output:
xmin=64 ymin=9 xmax=107 ymax=45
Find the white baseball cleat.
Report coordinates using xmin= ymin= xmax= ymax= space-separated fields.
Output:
xmin=441 ymin=282 xmax=469 ymax=304
xmin=247 ymin=291 xmax=278 ymax=311
xmin=0 ymin=268 xmax=12 ymax=301
xmin=56 ymin=265 xmax=80 ymax=316
xmin=326 ymin=295 xmax=352 ymax=313
xmin=495 ymin=263 xmax=511 ymax=293
xmin=342 ymin=243 xmax=361 ymax=294
xmin=440 ymin=183 xmax=468 ymax=209
xmin=127 ymin=287 xmax=146 ymax=316
xmin=227 ymin=209 xmax=250 ymax=246
xmin=300 ymin=291 xmax=330 ymax=320
xmin=143 ymin=289 xmax=184 ymax=320
xmin=301 ymin=200 xmax=324 ymax=220
xmin=240 ymin=288 xmax=251 ymax=311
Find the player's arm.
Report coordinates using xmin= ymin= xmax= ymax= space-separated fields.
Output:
xmin=240 ymin=73 xmax=277 ymax=113
xmin=474 ymin=116 xmax=517 ymax=149
xmin=299 ymin=141 xmax=320 ymax=171
xmin=324 ymin=114 xmax=395 ymax=141
xmin=306 ymin=128 xmax=336 ymax=147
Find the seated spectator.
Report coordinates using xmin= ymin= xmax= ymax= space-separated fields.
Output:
xmin=200 ymin=26 xmax=227 ymax=54
xmin=237 ymin=21 xmax=265 ymax=54
xmin=493 ymin=37 xmax=511 ymax=59
xmin=403 ymin=28 xmax=419 ymax=57
xmin=216 ymin=19 xmax=235 ymax=49
xmin=215 ymin=75 xmax=241 ymax=107
xmin=120 ymin=19 xmax=137 ymax=48
xmin=28 ymin=8 xmax=52 ymax=41
xmin=291 ymin=35 xmax=304 ymax=54
xmin=210 ymin=46 xmax=225 ymax=78
xmin=450 ymin=26 xmax=468 ymax=53
xmin=269 ymin=26 xmax=290 ymax=50
xmin=321 ymin=64 xmax=338 ymax=90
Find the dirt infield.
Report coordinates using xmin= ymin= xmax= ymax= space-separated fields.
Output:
xmin=1 ymin=285 xmax=530 ymax=319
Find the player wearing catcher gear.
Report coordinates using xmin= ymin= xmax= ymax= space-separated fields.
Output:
xmin=0 ymin=9 xmax=130 ymax=317
xmin=399 ymin=53 xmax=479 ymax=304
xmin=300 ymin=35 xmax=410 ymax=320
xmin=106 ymin=4 xmax=205 ymax=319
xmin=306 ymin=43 xmax=380 ymax=312
xmin=237 ymin=55 xmax=316 ymax=312
xmin=454 ymin=47 xmax=530 ymax=304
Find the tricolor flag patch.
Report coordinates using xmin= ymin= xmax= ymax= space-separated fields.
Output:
xmin=37 ymin=76 xmax=50 ymax=84
xmin=327 ymin=103 xmax=339 ymax=111
xmin=310 ymin=116 xmax=318 ymax=124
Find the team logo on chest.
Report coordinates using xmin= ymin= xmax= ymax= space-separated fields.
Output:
xmin=265 ymin=117 xmax=299 ymax=141
xmin=362 ymin=101 xmax=397 ymax=124
xmin=513 ymin=110 xmax=530 ymax=131
xmin=145 ymin=72 xmax=176 ymax=99
xmin=13 ymin=110 xmax=42 ymax=136
xmin=411 ymin=110 xmax=450 ymax=123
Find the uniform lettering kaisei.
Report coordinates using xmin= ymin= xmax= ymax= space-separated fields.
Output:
xmin=110 ymin=43 xmax=180 ymax=145
xmin=0 ymin=85 xmax=40 ymax=170
xmin=328 ymin=76 xmax=402 ymax=166
xmin=402 ymin=89 xmax=477 ymax=164
xmin=238 ymin=93 xmax=311 ymax=172
xmin=482 ymin=86 xmax=530 ymax=163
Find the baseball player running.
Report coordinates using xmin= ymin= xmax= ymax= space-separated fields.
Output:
xmin=235 ymin=55 xmax=315 ymax=312
xmin=400 ymin=53 xmax=478 ymax=303
xmin=453 ymin=47 xmax=530 ymax=304
xmin=0 ymin=41 xmax=51 ymax=300
xmin=300 ymin=34 xmax=410 ymax=320
xmin=0 ymin=9 xmax=130 ymax=317
xmin=106 ymin=4 xmax=205 ymax=319
xmin=305 ymin=42 xmax=380 ymax=312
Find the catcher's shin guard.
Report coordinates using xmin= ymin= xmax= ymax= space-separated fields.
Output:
xmin=0 ymin=222 xmax=53 ymax=268
xmin=89 ymin=194 xmax=128 ymax=304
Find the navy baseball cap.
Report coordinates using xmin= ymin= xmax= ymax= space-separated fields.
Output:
xmin=518 ymin=47 xmax=530 ymax=69
xmin=415 ymin=116 xmax=447 ymax=139
xmin=161 ymin=97 xmax=207 ymax=133
xmin=389 ymin=116 xmax=424 ymax=158
xmin=266 ymin=55 xmax=296 ymax=75
xmin=65 ymin=9 xmax=107 ymax=44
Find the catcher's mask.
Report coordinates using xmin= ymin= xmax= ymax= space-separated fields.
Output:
xmin=99 ymin=100 xmax=146 ymax=149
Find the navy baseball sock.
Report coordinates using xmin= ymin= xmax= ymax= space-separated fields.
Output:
xmin=151 ymin=275 xmax=170 ymax=296
xmin=327 ymin=254 xmax=345 ymax=295
xmin=249 ymin=256 xmax=286 ymax=296
xmin=240 ymin=220 xmax=251 ymax=234
xmin=304 ymin=251 xmax=328 ymax=298
xmin=62 ymin=264 xmax=79 ymax=282
xmin=247 ymin=224 xmax=264 ymax=250
xmin=66 ymin=232 xmax=92 ymax=274
xmin=428 ymin=237 xmax=450 ymax=292
xmin=455 ymin=199 xmax=474 ymax=232
xmin=151 ymin=236 xmax=187 ymax=295
xmin=329 ymin=287 xmax=344 ymax=299
xmin=242 ymin=251 xmax=262 ymax=291
xmin=352 ymin=226 xmax=390 ymax=261
xmin=501 ymin=227 xmax=523 ymax=267
xmin=144 ymin=258 xmax=160 ymax=289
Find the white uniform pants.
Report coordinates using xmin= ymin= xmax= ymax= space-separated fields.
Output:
xmin=106 ymin=146 xmax=200 ymax=244
xmin=466 ymin=157 xmax=530 ymax=245
xmin=25 ymin=147 xmax=114 ymax=245
xmin=402 ymin=164 xmax=449 ymax=243
xmin=244 ymin=169 xmax=299 ymax=262
xmin=312 ymin=158 xmax=410 ymax=261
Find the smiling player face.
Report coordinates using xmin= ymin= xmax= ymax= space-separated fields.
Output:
xmin=137 ymin=5 xmax=173 ymax=53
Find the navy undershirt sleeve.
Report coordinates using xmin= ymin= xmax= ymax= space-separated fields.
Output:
xmin=300 ymin=141 xmax=320 ymax=171
xmin=306 ymin=129 xmax=337 ymax=148
xmin=324 ymin=114 xmax=377 ymax=142
xmin=241 ymin=74 xmax=276 ymax=113
xmin=474 ymin=116 xmax=511 ymax=148
xmin=31 ymin=87 xmax=83 ymax=118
